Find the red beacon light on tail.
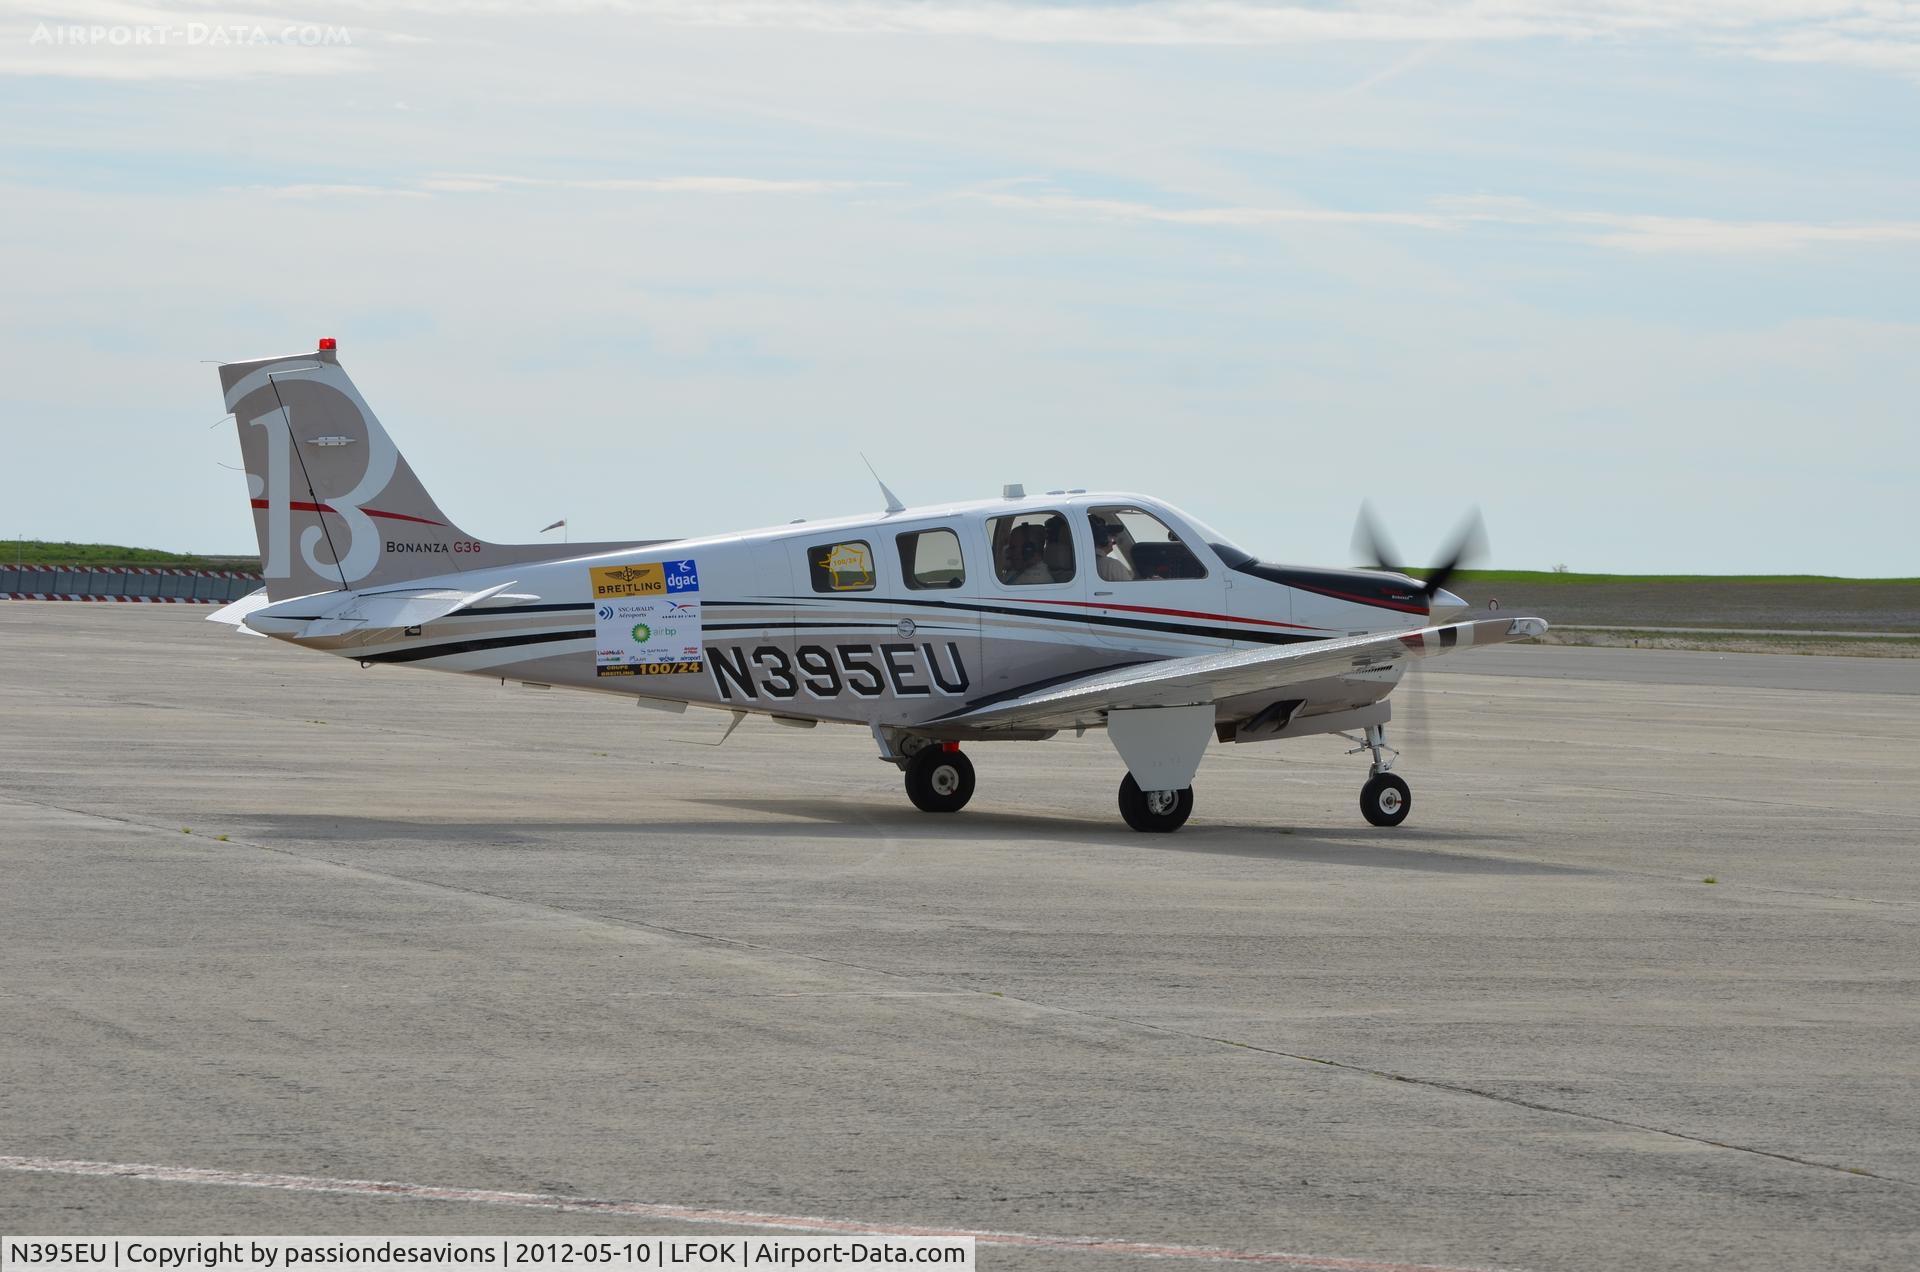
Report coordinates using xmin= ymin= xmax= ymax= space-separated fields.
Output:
xmin=317 ymin=337 xmax=337 ymax=351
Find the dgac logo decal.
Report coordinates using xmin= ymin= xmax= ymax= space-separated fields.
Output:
xmin=707 ymin=642 xmax=969 ymax=701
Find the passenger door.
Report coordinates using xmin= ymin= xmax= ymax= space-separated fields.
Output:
xmin=886 ymin=525 xmax=982 ymax=715
xmin=1082 ymin=504 xmax=1232 ymax=652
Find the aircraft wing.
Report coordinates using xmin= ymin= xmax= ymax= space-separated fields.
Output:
xmin=935 ymin=615 xmax=1548 ymax=734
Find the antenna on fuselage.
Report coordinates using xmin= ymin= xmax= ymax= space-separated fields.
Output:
xmin=861 ymin=454 xmax=907 ymax=516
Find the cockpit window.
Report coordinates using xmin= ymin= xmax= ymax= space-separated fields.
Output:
xmin=989 ymin=512 xmax=1074 ymax=585
xmin=1177 ymin=512 xmax=1253 ymax=568
xmin=1087 ymin=506 xmax=1208 ymax=581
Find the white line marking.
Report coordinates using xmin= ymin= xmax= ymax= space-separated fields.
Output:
xmin=0 ymin=1155 xmax=1519 ymax=1272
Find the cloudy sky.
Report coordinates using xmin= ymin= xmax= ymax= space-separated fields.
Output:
xmin=2 ymin=1 xmax=1915 ymax=574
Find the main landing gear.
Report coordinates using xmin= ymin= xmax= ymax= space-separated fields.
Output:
xmin=1351 ymin=722 xmax=1412 ymax=827
xmin=904 ymin=743 xmax=975 ymax=813
xmin=1118 ymin=773 xmax=1194 ymax=833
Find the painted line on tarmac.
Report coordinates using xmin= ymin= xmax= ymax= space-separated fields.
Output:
xmin=0 ymin=1155 xmax=1517 ymax=1272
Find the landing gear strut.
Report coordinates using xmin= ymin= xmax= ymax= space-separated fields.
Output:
xmin=904 ymin=744 xmax=975 ymax=813
xmin=1351 ymin=722 xmax=1412 ymax=827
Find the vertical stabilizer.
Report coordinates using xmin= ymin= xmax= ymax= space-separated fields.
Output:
xmin=220 ymin=340 xmax=660 ymax=601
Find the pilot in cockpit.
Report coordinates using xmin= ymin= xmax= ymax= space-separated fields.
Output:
xmin=1091 ymin=516 xmax=1134 ymax=581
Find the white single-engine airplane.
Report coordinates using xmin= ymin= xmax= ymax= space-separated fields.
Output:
xmin=211 ymin=340 xmax=1547 ymax=833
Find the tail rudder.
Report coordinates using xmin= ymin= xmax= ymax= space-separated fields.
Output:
xmin=221 ymin=338 xmax=656 ymax=601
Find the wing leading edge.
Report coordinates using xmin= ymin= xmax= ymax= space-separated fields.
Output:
xmin=934 ymin=616 xmax=1549 ymax=734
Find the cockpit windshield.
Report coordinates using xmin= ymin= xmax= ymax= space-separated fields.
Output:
xmin=1172 ymin=510 xmax=1256 ymax=569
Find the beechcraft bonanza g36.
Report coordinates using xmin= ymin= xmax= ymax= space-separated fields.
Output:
xmin=211 ymin=340 xmax=1547 ymax=833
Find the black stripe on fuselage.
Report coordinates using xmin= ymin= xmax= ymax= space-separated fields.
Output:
xmin=353 ymin=595 xmax=1328 ymax=667
xmin=719 ymin=594 xmax=1325 ymax=647
xmin=469 ymin=602 xmax=593 ymax=616
xmin=357 ymin=628 xmax=594 ymax=665
xmin=703 ymin=620 xmax=971 ymax=633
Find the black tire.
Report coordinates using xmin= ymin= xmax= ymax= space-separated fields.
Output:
xmin=1360 ymin=772 xmax=1412 ymax=827
xmin=904 ymin=747 xmax=975 ymax=813
xmin=1118 ymin=773 xmax=1194 ymax=833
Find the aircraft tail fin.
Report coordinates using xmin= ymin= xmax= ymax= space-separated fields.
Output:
xmin=219 ymin=340 xmax=657 ymax=601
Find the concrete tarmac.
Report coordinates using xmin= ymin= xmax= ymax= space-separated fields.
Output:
xmin=2 ymin=604 xmax=1916 ymax=1271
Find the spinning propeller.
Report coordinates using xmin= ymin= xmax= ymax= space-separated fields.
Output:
xmin=1351 ymin=501 xmax=1486 ymax=612
xmin=1350 ymin=503 xmax=1490 ymax=760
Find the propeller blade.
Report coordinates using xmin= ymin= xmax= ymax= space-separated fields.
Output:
xmin=1419 ymin=509 xmax=1487 ymax=601
xmin=1351 ymin=500 xmax=1407 ymax=573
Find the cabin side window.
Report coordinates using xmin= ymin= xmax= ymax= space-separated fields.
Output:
xmin=897 ymin=528 xmax=965 ymax=590
xmin=1087 ymin=506 xmax=1208 ymax=581
xmin=808 ymin=539 xmax=877 ymax=592
xmin=988 ymin=512 xmax=1075 ymax=585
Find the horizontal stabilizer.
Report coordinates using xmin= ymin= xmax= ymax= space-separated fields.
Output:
xmin=207 ymin=588 xmax=271 ymax=637
xmin=242 ymin=580 xmax=532 ymax=640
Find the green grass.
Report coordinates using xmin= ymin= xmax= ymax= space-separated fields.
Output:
xmin=2 ymin=540 xmax=257 ymax=570
xmin=1409 ymin=569 xmax=1920 ymax=585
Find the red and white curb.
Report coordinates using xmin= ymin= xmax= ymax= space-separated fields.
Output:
xmin=0 ymin=1155 xmax=1518 ymax=1272
xmin=3 ymin=594 xmax=228 ymax=603
xmin=7 ymin=565 xmax=259 ymax=579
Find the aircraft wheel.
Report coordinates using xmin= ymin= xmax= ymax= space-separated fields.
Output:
xmin=1360 ymin=773 xmax=1412 ymax=827
xmin=1118 ymin=773 xmax=1194 ymax=833
xmin=905 ymin=746 xmax=975 ymax=813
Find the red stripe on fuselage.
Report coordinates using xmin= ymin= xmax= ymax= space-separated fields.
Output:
xmin=1284 ymin=583 xmax=1428 ymax=615
xmin=250 ymin=498 xmax=445 ymax=528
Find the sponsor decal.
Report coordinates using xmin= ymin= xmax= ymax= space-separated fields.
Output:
xmin=591 ymin=562 xmax=666 ymax=598
xmin=593 ymin=560 xmax=701 ymax=677
xmin=665 ymin=559 xmax=700 ymax=593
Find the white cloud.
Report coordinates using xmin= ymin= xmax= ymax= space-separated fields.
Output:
xmin=437 ymin=174 xmax=891 ymax=195
xmin=6 ymin=1 xmax=1919 ymax=80
xmin=621 ymin=1 xmax=1920 ymax=76
xmin=240 ymin=174 xmax=893 ymax=197
xmin=211 ymin=178 xmax=1920 ymax=254
xmin=969 ymin=190 xmax=1456 ymax=231
xmin=230 ymin=182 xmax=430 ymax=199
xmin=976 ymin=189 xmax=1920 ymax=254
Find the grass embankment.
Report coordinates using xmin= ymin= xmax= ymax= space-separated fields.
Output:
xmin=2 ymin=541 xmax=258 ymax=570
xmin=1399 ymin=570 xmax=1920 ymax=655
xmin=1414 ymin=569 xmax=1920 ymax=586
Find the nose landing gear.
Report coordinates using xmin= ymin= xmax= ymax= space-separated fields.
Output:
xmin=1350 ymin=722 xmax=1412 ymax=827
